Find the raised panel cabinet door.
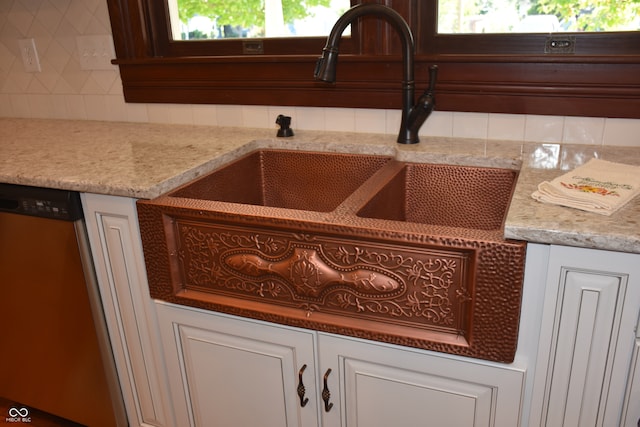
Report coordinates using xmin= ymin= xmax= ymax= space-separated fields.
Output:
xmin=317 ymin=334 xmax=525 ymax=427
xmin=545 ymin=269 xmax=623 ymax=425
xmin=156 ymin=302 xmax=320 ymax=427
xmin=621 ymin=340 xmax=640 ymax=426
xmin=81 ymin=194 xmax=172 ymax=427
xmin=530 ymin=245 xmax=640 ymax=427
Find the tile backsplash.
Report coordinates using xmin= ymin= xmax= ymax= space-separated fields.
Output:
xmin=1 ymin=0 xmax=639 ymax=147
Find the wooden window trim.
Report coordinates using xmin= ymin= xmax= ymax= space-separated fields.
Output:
xmin=107 ymin=0 xmax=640 ymax=118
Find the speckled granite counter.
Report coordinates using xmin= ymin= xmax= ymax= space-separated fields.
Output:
xmin=1 ymin=118 xmax=639 ymax=253
xmin=0 ymin=119 xmax=272 ymax=198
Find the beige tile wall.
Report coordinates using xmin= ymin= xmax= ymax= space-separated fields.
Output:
xmin=1 ymin=0 xmax=639 ymax=147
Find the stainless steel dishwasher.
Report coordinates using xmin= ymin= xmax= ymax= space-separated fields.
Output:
xmin=0 ymin=183 xmax=126 ymax=426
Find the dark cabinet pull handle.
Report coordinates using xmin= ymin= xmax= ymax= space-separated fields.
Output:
xmin=297 ymin=364 xmax=309 ymax=407
xmin=322 ymin=368 xmax=334 ymax=412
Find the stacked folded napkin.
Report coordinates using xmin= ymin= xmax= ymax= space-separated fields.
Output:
xmin=532 ymin=158 xmax=640 ymax=216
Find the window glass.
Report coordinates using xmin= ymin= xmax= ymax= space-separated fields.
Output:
xmin=167 ymin=0 xmax=351 ymax=41
xmin=438 ymin=0 xmax=640 ymax=34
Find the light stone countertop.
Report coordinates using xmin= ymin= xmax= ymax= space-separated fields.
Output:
xmin=1 ymin=118 xmax=639 ymax=253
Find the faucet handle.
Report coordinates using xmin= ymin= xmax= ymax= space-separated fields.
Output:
xmin=428 ymin=65 xmax=438 ymax=92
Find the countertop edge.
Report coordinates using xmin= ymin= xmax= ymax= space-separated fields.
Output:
xmin=505 ymin=226 xmax=640 ymax=254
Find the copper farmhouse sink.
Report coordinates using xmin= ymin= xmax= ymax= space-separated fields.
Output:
xmin=138 ymin=148 xmax=526 ymax=363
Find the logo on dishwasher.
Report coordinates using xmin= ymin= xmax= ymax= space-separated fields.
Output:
xmin=5 ymin=407 xmax=31 ymax=423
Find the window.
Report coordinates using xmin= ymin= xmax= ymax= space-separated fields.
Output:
xmin=141 ymin=0 xmax=357 ymax=57
xmin=167 ymin=0 xmax=351 ymax=40
xmin=437 ymin=0 xmax=640 ymax=34
xmin=107 ymin=0 xmax=640 ymax=118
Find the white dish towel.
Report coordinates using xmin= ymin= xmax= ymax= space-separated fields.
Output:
xmin=532 ymin=158 xmax=640 ymax=216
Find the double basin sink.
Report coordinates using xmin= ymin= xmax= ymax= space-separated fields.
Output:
xmin=138 ymin=148 xmax=526 ymax=363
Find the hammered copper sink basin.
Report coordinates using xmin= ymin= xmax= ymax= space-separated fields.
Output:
xmin=169 ymin=149 xmax=392 ymax=212
xmin=357 ymin=162 xmax=518 ymax=230
xmin=138 ymin=148 xmax=526 ymax=363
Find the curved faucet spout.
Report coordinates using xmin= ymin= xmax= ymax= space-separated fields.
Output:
xmin=315 ymin=4 xmax=436 ymax=144
xmin=315 ymin=4 xmax=414 ymax=85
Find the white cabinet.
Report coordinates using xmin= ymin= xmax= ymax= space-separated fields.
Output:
xmin=81 ymin=192 xmax=640 ymax=427
xmin=156 ymin=302 xmax=525 ymax=427
xmin=622 ymin=340 xmax=640 ymax=426
xmin=529 ymin=245 xmax=640 ymax=427
xmin=318 ymin=333 xmax=524 ymax=427
xmin=156 ymin=302 xmax=319 ymax=427
xmin=82 ymin=194 xmax=174 ymax=427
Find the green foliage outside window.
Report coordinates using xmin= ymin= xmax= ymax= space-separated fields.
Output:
xmin=438 ymin=0 xmax=639 ymax=33
xmin=177 ymin=0 xmax=334 ymax=39
xmin=533 ymin=0 xmax=640 ymax=31
xmin=177 ymin=0 xmax=639 ymax=39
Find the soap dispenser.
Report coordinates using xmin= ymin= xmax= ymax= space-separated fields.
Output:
xmin=276 ymin=115 xmax=294 ymax=137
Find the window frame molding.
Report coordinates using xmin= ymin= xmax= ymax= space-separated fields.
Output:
xmin=106 ymin=0 xmax=640 ymax=118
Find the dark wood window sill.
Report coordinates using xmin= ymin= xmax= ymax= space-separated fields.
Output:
xmin=115 ymin=54 xmax=640 ymax=118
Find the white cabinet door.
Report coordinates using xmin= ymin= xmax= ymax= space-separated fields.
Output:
xmin=622 ymin=339 xmax=640 ymax=426
xmin=82 ymin=194 xmax=173 ymax=427
xmin=318 ymin=333 xmax=525 ymax=427
xmin=530 ymin=245 xmax=640 ymax=427
xmin=156 ymin=302 xmax=320 ymax=427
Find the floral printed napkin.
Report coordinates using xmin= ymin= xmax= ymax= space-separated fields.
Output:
xmin=532 ymin=158 xmax=640 ymax=216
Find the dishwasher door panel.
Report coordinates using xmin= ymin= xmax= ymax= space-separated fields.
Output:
xmin=0 ymin=212 xmax=119 ymax=427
